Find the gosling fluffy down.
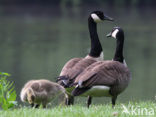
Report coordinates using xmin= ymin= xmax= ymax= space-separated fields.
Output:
xmin=20 ymin=79 xmax=68 ymax=108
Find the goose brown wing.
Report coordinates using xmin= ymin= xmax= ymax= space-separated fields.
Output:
xmin=74 ymin=60 xmax=129 ymax=87
xmin=60 ymin=58 xmax=97 ymax=80
xmin=60 ymin=58 xmax=82 ymax=77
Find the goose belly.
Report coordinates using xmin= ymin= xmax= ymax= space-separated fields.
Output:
xmin=81 ymin=85 xmax=111 ymax=97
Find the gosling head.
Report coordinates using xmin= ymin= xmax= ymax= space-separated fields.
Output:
xmin=90 ymin=11 xmax=114 ymax=23
xmin=27 ymin=88 xmax=35 ymax=105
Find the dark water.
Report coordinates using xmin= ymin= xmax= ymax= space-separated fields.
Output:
xmin=0 ymin=6 xmax=156 ymax=104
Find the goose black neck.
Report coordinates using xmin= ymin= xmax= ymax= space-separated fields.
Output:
xmin=88 ymin=17 xmax=102 ymax=57
xmin=113 ymin=34 xmax=124 ymax=63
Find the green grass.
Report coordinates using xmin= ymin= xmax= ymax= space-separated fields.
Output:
xmin=0 ymin=101 xmax=156 ymax=117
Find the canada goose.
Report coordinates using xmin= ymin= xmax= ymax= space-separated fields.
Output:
xmin=72 ymin=27 xmax=131 ymax=108
xmin=57 ymin=11 xmax=114 ymax=105
xmin=20 ymin=79 xmax=67 ymax=108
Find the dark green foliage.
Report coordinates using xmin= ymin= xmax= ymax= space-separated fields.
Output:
xmin=0 ymin=72 xmax=17 ymax=110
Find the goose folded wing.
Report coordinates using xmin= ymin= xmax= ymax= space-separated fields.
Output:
xmin=60 ymin=58 xmax=96 ymax=81
xmin=74 ymin=61 xmax=121 ymax=88
xmin=67 ymin=59 xmax=97 ymax=80
xmin=59 ymin=58 xmax=82 ymax=77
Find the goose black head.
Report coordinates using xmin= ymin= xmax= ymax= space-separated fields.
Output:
xmin=90 ymin=11 xmax=114 ymax=23
xmin=106 ymin=27 xmax=124 ymax=39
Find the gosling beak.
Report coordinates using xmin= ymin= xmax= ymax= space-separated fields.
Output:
xmin=104 ymin=15 xmax=114 ymax=21
xmin=106 ymin=32 xmax=112 ymax=37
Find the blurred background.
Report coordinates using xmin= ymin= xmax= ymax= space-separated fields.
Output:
xmin=0 ymin=0 xmax=156 ymax=105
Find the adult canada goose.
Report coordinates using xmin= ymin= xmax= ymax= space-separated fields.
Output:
xmin=20 ymin=79 xmax=67 ymax=108
xmin=72 ymin=27 xmax=131 ymax=108
xmin=57 ymin=11 xmax=114 ymax=105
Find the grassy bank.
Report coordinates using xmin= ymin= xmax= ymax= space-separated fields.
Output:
xmin=0 ymin=101 xmax=156 ymax=117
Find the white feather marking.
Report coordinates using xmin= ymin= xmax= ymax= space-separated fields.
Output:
xmin=112 ymin=59 xmax=128 ymax=67
xmin=91 ymin=13 xmax=102 ymax=23
xmin=76 ymin=84 xmax=79 ymax=88
xmin=80 ymin=85 xmax=111 ymax=97
xmin=123 ymin=59 xmax=127 ymax=67
xmin=112 ymin=29 xmax=119 ymax=38
xmin=78 ymin=81 xmax=83 ymax=88
xmin=62 ymin=80 xmax=68 ymax=85
xmin=98 ymin=52 xmax=104 ymax=61
xmin=85 ymin=52 xmax=104 ymax=61
xmin=92 ymin=85 xmax=110 ymax=90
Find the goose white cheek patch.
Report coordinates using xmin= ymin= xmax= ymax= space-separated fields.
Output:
xmin=112 ymin=29 xmax=119 ymax=38
xmin=91 ymin=13 xmax=102 ymax=23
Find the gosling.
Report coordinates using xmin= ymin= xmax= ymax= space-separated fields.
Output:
xmin=20 ymin=79 xmax=68 ymax=108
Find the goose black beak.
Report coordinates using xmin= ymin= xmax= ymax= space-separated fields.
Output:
xmin=104 ymin=15 xmax=114 ymax=21
xmin=106 ymin=32 xmax=112 ymax=37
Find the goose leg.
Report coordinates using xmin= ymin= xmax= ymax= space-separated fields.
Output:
xmin=87 ymin=96 xmax=92 ymax=108
xmin=112 ymin=96 xmax=117 ymax=108
xmin=66 ymin=96 xmax=74 ymax=105
xmin=35 ymin=104 xmax=40 ymax=108
xmin=65 ymin=98 xmax=69 ymax=105
xmin=70 ymin=96 xmax=74 ymax=105
xmin=31 ymin=103 xmax=34 ymax=108
xmin=43 ymin=105 xmax=46 ymax=108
